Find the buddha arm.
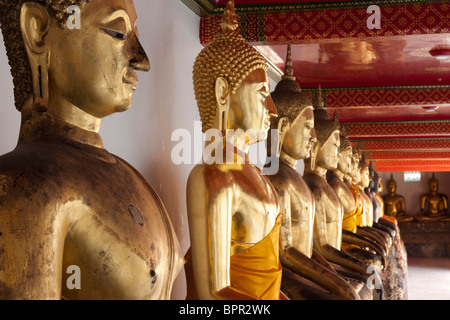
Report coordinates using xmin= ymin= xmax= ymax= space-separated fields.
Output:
xmin=281 ymin=247 xmax=360 ymax=300
xmin=342 ymin=229 xmax=386 ymax=267
xmin=313 ymin=196 xmax=369 ymax=276
xmin=397 ymin=197 xmax=406 ymax=215
xmin=0 ymin=205 xmax=69 ymax=299
xmin=277 ymin=189 xmax=359 ymax=300
xmin=441 ymin=195 xmax=448 ymax=212
xmin=420 ymin=195 xmax=426 ymax=212
xmin=187 ymin=166 xmax=231 ymax=300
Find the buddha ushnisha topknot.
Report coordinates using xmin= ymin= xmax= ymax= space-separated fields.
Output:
xmin=313 ymin=85 xmax=339 ymax=146
xmin=192 ymin=0 xmax=268 ymax=133
xmin=0 ymin=0 xmax=90 ymax=111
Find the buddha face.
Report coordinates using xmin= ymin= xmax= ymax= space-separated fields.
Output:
xmin=387 ymin=181 xmax=397 ymax=194
xmin=282 ymin=107 xmax=314 ymax=160
xmin=228 ymin=68 xmax=277 ymax=144
xmin=337 ymin=146 xmax=353 ymax=175
xmin=45 ymin=0 xmax=150 ymax=119
xmin=316 ymin=131 xmax=340 ymax=170
xmin=429 ymin=179 xmax=439 ymax=193
xmin=360 ymin=167 xmax=370 ymax=188
xmin=378 ymin=178 xmax=384 ymax=193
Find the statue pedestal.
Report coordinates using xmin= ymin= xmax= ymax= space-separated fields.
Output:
xmin=381 ymin=233 xmax=408 ymax=300
xmin=398 ymin=221 xmax=450 ymax=258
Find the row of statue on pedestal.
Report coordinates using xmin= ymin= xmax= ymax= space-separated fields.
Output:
xmin=0 ymin=0 xmax=406 ymax=300
xmin=383 ymin=173 xmax=449 ymax=222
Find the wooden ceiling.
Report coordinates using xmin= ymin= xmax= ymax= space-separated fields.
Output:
xmin=182 ymin=0 xmax=450 ymax=172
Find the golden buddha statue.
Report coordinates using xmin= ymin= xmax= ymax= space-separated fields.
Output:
xmin=303 ymin=98 xmax=370 ymax=279
xmin=186 ymin=0 xmax=285 ymax=300
xmin=0 ymin=0 xmax=184 ymax=299
xmin=417 ymin=174 xmax=450 ymax=222
xmin=356 ymin=156 xmax=391 ymax=256
xmin=374 ymin=175 xmax=399 ymax=235
xmin=326 ymin=125 xmax=385 ymax=269
xmin=383 ymin=175 xmax=413 ymax=222
xmin=267 ymin=49 xmax=359 ymax=300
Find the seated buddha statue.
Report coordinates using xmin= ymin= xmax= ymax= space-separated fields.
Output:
xmin=374 ymin=175 xmax=399 ymax=236
xmin=267 ymin=49 xmax=359 ymax=300
xmin=417 ymin=174 xmax=450 ymax=222
xmin=383 ymin=175 xmax=413 ymax=222
xmin=186 ymin=0 xmax=286 ymax=300
xmin=356 ymin=155 xmax=390 ymax=255
xmin=326 ymin=124 xmax=385 ymax=268
xmin=0 ymin=0 xmax=184 ymax=299
xmin=303 ymin=99 xmax=370 ymax=280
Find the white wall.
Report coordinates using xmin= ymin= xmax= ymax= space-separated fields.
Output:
xmin=0 ymin=0 xmax=204 ymax=300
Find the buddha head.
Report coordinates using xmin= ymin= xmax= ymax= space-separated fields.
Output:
xmin=378 ymin=176 xmax=384 ymax=193
xmin=359 ymin=152 xmax=370 ymax=188
xmin=192 ymin=0 xmax=276 ymax=146
xmin=350 ymin=147 xmax=361 ymax=183
xmin=0 ymin=0 xmax=150 ymax=126
xmin=387 ymin=174 xmax=397 ymax=194
xmin=269 ymin=45 xmax=314 ymax=161
xmin=305 ymin=90 xmax=340 ymax=171
xmin=336 ymin=122 xmax=352 ymax=175
xmin=428 ymin=173 xmax=439 ymax=193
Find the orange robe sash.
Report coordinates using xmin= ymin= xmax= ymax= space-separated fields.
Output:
xmin=228 ymin=214 xmax=282 ymax=300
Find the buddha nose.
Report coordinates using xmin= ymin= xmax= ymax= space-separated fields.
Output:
xmin=265 ymin=95 xmax=278 ymax=117
xmin=130 ymin=33 xmax=151 ymax=72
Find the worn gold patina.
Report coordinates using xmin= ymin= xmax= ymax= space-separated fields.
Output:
xmin=0 ymin=0 xmax=184 ymax=299
xmin=417 ymin=174 xmax=450 ymax=222
xmin=187 ymin=0 xmax=284 ymax=300
xmin=267 ymin=48 xmax=359 ymax=300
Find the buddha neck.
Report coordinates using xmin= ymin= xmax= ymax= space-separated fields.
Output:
xmin=333 ymin=169 xmax=345 ymax=181
xmin=280 ymin=151 xmax=298 ymax=169
xmin=308 ymin=165 xmax=327 ymax=178
xmin=19 ymin=107 xmax=115 ymax=163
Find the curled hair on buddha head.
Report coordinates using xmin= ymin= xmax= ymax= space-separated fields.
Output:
xmin=0 ymin=0 xmax=91 ymax=111
xmin=313 ymin=87 xmax=339 ymax=148
xmin=192 ymin=0 xmax=268 ymax=133
xmin=359 ymin=151 xmax=369 ymax=170
xmin=338 ymin=121 xmax=352 ymax=153
xmin=267 ymin=44 xmax=312 ymax=156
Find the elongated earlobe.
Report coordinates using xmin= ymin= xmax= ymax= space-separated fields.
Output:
xmin=276 ymin=117 xmax=289 ymax=158
xmin=215 ymin=77 xmax=230 ymax=135
xmin=20 ymin=2 xmax=51 ymax=113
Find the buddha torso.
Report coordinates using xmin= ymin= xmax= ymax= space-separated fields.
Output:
xmin=421 ymin=193 xmax=447 ymax=217
xmin=304 ymin=172 xmax=343 ymax=250
xmin=268 ymin=160 xmax=314 ymax=257
xmin=197 ymin=162 xmax=279 ymax=255
xmin=0 ymin=116 xmax=183 ymax=300
xmin=328 ymin=171 xmax=356 ymax=232
xmin=383 ymin=193 xmax=404 ymax=217
xmin=359 ymin=187 xmax=373 ymax=227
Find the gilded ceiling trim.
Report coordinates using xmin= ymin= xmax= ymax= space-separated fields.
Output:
xmin=182 ymin=0 xmax=446 ymax=16
xmin=198 ymin=1 xmax=449 ymax=44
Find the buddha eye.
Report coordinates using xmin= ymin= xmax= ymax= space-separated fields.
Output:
xmin=102 ymin=28 xmax=127 ymax=41
xmin=260 ymin=92 xmax=268 ymax=99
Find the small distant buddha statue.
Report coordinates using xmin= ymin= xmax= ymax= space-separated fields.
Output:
xmin=417 ymin=174 xmax=450 ymax=222
xmin=187 ymin=0 xmax=285 ymax=300
xmin=303 ymin=96 xmax=370 ymax=278
xmin=267 ymin=50 xmax=359 ymax=300
xmin=383 ymin=175 xmax=413 ymax=222
xmin=0 ymin=0 xmax=184 ymax=299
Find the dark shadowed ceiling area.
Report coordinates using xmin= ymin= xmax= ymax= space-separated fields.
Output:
xmin=182 ymin=0 xmax=450 ymax=172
